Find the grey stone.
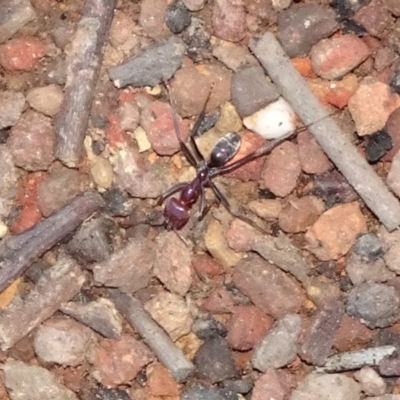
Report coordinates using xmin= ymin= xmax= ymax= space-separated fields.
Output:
xmin=109 ymin=36 xmax=186 ymax=88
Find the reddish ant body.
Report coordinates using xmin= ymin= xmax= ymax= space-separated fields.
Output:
xmin=158 ymin=97 xmax=293 ymax=232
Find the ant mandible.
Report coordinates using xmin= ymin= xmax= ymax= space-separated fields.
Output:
xmin=158 ymin=84 xmax=295 ymax=235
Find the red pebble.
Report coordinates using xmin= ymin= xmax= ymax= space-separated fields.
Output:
xmin=0 ymin=36 xmax=46 ymax=72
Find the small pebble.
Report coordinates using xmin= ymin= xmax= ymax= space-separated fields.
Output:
xmin=93 ymin=335 xmax=153 ymax=386
xmin=88 ymin=386 xmax=131 ymax=400
xmin=0 ymin=0 xmax=37 ymax=44
xmin=26 ymin=84 xmax=64 ymax=116
xmin=354 ymin=366 xmax=386 ymax=396
xmin=212 ymin=38 xmax=258 ymax=72
xmin=37 ymin=166 xmax=88 ymax=217
xmin=233 ymin=254 xmax=306 ymax=319
xmin=109 ymin=36 xmax=186 ymax=88
xmin=313 ymin=170 xmax=358 ymax=206
xmin=112 ymin=147 xmax=165 ymax=198
xmin=144 ymin=291 xmax=193 ymax=341
xmin=182 ymin=17 xmax=212 ymax=62
xmin=154 ymin=232 xmax=192 ymax=295
xmin=138 ymin=0 xmax=169 ymax=39
xmin=297 ymin=130 xmax=331 ymax=174
xmin=34 ymin=317 xmax=96 ymax=366
xmin=310 ymin=35 xmax=371 ymax=80
xmin=181 ymin=382 xmax=228 ymax=400
xmin=345 ymin=252 xmax=394 ymax=286
xmin=353 ymin=233 xmax=383 ymax=262
xmin=301 ymin=300 xmax=345 ymax=366
xmin=290 ymin=372 xmax=360 ymax=400
xmin=231 ymin=66 xmax=279 ymax=118
xmin=194 ymin=336 xmax=237 ymax=383
xmin=278 ymin=4 xmax=339 ymax=57
xmin=0 ymin=90 xmax=25 ymax=130
xmin=243 ymin=97 xmax=296 ymax=139
xmin=212 ymin=0 xmax=246 ymax=43
xmin=252 ymin=313 xmax=302 ymax=371
xmin=227 ymin=305 xmax=273 ymax=351
xmin=3 ymin=359 xmax=78 ymax=400
xmin=0 ymin=36 xmax=46 ymax=72
xmin=333 ymin=315 xmax=374 ymax=352
xmin=192 ymin=315 xmax=228 ymax=340
xmin=346 ymin=282 xmax=400 ymax=328
xmin=165 ymin=1 xmax=191 ymax=33
xmin=278 ymin=196 xmax=325 ymax=233
xmin=147 ymin=363 xmax=180 ymax=397
xmin=353 ymin=0 xmax=393 ymax=37
xmin=348 ymin=77 xmax=400 ymax=136
xmin=260 ymin=141 xmax=301 ymax=197
xmin=305 ymin=202 xmax=367 ymax=261
xmin=182 ymin=0 xmax=205 ymax=11
xmin=8 ymin=110 xmax=55 ymax=171
xmin=66 ymin=217 xmax=112 ymax=264
xmin=103 ymin=187 xmax=133 ymax=217
xmin=252 ymin=370 xmax=289 ymax=400
xmin=365 ymin=129 xmax=393 ymax=162
xmin=60 ymin=298 xmax=122 ymax=340
xmin=141 ymin=100 xmax=189 ymax=155
xmin=93 ymin=239 xmax=155 ymax=294
xmin=0 ymin=145 xmax=18 ymax=218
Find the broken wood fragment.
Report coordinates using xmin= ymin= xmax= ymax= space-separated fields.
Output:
xmin=55 ymin=0 xmax=116 ymax=167
xmin=0 ymin=257 xmax=85 ymax=350
xmin=0 ymin=191 xmax=104 ymax=292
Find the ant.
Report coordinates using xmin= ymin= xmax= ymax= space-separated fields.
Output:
xmin=158 ymin=87 xmax=296 ymax=235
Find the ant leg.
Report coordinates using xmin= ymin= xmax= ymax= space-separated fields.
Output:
xmin=158 ymin=182 xmax=187 ymax=205
xmin=171 ymin=109 xmax=198 ymax=167
xmin=210 ymin=180 xmax=267 ymax=233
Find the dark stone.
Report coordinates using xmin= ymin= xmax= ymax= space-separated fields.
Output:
xmin=108 ymin=36 xmax=186 ymax=88
xmin=313 ymin=170 xmax=358 ymax=206
xmin=0 ymin=128 xmax=10 ymax=144
xmin=87 ymin=385 xmax=131 ymax=400
xmin=353 ymin=233 xmax=383 ymax=262
xmin=365 ymin=129 xmax=393 ymax=163
xmin=182 ymin=17 xmax=212 ymax=62
xmin=166 ymin=1 xmax=191 ymax=33
xmin=92 ymin=139 xmax=105 ymax=155
xmin=330 ymin=0 xmax=372 ymax=19
xmin=103 ymin=187 xmax=133 ymax=217
xmin=192 ymin=316 xmax=228 ymax=340
xmin=181 ymin=383 xmax=230 ymax=400
xmin=278 ymin=4 xmax=339 ymax=57
xmin=231 ymin=66 xmax=279 ymax=118
xmin=194 ymin=337 xmax=237 ymax=383
xmin=66 ymin=217 xmax=114 ymax=264
xmin=346 ymin=282 xmax=400 ymax=328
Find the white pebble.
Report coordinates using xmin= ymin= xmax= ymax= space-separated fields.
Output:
xmin=243 ymin=97 xmax=297 ymax=140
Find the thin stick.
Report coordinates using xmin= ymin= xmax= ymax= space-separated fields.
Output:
xmin=55 ymin=0 xmax=115 ymax=167
xmin=249 ymin=32 xmax=400 ymax=231
xmin=0 ymin=191 xmax=104 ymax=292
xmin=108 ymin=289 xmax=194 ymax=382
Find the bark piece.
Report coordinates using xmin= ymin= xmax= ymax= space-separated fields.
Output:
xmin=55 ymin=0 xmax=116 ymax=167
xmin=0 ymin=191 xmax=104 ymax=292
xmin=0 ymin=257 xmax=85 ymax=350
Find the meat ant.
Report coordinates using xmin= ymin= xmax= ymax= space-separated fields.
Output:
xmin=158 ymin=87 xmax=297 ymax=236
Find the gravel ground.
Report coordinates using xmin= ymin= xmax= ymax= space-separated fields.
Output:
xmin=1 ymin=0 xmax=400 ymax=399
